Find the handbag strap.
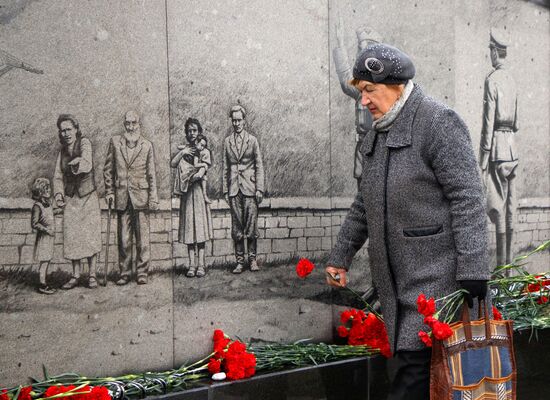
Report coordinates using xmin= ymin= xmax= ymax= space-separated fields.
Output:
xmin=461 ymin=298 xmax=492 ymax=341
xmin=460 ymin=300 xmax=473 ymax=341
xmin=479 ymin=299 xmax=492 ymax=340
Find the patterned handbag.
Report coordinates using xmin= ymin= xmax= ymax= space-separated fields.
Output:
xmin=430 ymin=300 xmax=517 ymax=399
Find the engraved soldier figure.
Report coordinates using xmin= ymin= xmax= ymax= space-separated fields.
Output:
xmin=479 ymin=29 xmax=519 ymax=266
xmin=104 ymin=110 xmax=159 ymax=285
xmin=223 ymin=105 xmax=265 ymax=274
xmin=333 ymin=17 xmax=381 ymax=189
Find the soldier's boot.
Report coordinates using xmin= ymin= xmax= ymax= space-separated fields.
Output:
xmin=506 ymin=229 xmax=514 ymax=265
xmin=496 ymin=233 xmax=506 ymax=268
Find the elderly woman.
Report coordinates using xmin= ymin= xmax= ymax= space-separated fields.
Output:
xmin=325 ymin=44 xmax=490 ymax=399
xmin=171 ymin=118 xmax=213 ymax=278
xmin=53 ymin=114 xmax=102 ymax=289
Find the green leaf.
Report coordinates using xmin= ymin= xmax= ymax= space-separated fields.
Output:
xmin=42 ymin=365 xmax=49 ymax=381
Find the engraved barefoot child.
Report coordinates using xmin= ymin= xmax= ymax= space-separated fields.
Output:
xmin=30 ymin=177 xmax=59 ymax=294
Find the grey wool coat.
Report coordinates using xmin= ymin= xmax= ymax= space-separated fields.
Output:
xmin=328 ymin=84 xmax=490 ymax=353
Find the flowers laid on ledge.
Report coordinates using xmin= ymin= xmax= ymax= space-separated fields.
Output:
xmin=1 ymin=330 xmax=378 ymax=400
xmin=2 ymin=241 xmax=548 ymax=400
xmin=490 ymin=240 xmax=550 ymax=331
xmin=207 ymin=330 xmax=256 ymax=380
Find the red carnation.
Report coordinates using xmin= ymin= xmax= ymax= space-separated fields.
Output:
xmin=416 ymin=294 xmax=436 ymax=317
xmin=492 ymin=306 xmax=503 ymax=320
xmin=19 ymin=387 xmax=32 ymax=400
xmin=214 ymin=337 xmax=231 ymax=353
xmin=418 ymin=331 xmax=433 ymax=347
xmin=0 ymin=390 xmax=10 ymax=400
xmin=88 ymin=386 xmax=110 ymax=400
xmin=242 ymin=352 xmax=257 ymax=378
xmin=352 ymin=309 xmax=366 ymax=320
xmin=527 ymin=275 xmax=550 ymax=292
xmin=213 ymin=329 xmax=231 ymax=353
xmin=340 ymin=310 xmax=353 ymax=324
xmin=208 ymin=358 xmax=222 ymax=374
xmin=537 ymin=296 xmax=549 ymax=305
xmin=213 ymin=329 xmax=226 ymax=342
xmin=379 ymin=343 xmax=392 ymax=358
xmin=337 ymin=326 xmax=349 ymax=338
xmin=296 ymin=258 xmax=315 ymax=278
xmin=432 ymin=321 xmax=453 ymax=340
xmin=227 ymin=341 xmax=247 ymax=354
xmin=423 ymin=315 xmax=437 ymax=327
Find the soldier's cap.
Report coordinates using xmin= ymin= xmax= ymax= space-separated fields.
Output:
xmin=356 ymin=27 xmax=383 ymax=44
xmin=490 ymin=28 xmax=509 ymax=49
xmin=352 ymin=43 xmax=415 ymax=84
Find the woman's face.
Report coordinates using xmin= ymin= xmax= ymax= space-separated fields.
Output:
xmin=59 ymin=120 xmax=77 ymax=145
xmin=356 ymin=81 xmax=405 ymax=120
xmin=186 ymin=123 xmax=199 ymax=143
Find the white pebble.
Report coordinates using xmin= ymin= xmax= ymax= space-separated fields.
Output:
xmin=212 ymin=372 xmax=227 ymax=381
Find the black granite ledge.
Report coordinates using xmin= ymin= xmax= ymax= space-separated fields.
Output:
xmin=147 ymin=329 xmax=549 ymax=400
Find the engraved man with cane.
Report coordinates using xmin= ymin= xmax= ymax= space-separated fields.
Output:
xmin=104 ymin=110 xmax=159 ymax=285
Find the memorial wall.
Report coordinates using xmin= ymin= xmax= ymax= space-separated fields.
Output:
xmin=1 ymin=0 xmax=548 ymax=387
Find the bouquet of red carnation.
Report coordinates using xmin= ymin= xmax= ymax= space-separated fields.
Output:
xmin=336 ymin=308 xmax=392 ymax=358
xmin=207 ymin=329 xmax=256 ymax=380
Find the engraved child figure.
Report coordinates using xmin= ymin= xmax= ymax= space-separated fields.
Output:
xmin=30 ymin=177 xmax=59 ymax=294
xmin=176 ymin=134 xmax=212 ymax=204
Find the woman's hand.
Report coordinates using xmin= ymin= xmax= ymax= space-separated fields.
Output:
xmin=177 ymin=146 xmax=195 ymax=156
xmin=67 ymin=157 xmax=82 ymax=174
xmin=325 ymin=266 xmax=348 ymax=288
xmin=55 ymin=193 xmax=65 ymax=209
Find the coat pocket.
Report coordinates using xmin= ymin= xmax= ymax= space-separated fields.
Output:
xmin=403 ymin=224 xmax=443 ymax=237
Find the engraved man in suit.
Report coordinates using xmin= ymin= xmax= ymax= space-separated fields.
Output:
xmin=104 ymin=110 xmax=159 ymax=285
xmin=223 ymin=105 xmax=265 ymax=274
xmin=479 ymin=29 xmax=519 ymax=266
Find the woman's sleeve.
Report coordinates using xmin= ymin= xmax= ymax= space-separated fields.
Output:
xmin=73 ymin=138 xmax=93 ymax=174
xmin=429 ymin=108 xmax=490 ymax=281
xmin=326 ymin=190 xmax=369 ymax=270
xmin=171 ymin=150 xmax=185 ymax=168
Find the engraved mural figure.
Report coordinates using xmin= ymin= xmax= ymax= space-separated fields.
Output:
xmin=333 ymin=16 xmax=381 ymax=190
xmin=223 ymin=105 xmax=265 ymax=274
xmin=0 ymin=48 xmax=43 ymax=78
xmin=30 ymin=177 xmax=58 ymax=294
xmin=479 ymin=29 xmax=519 ymax=266
xmin=53 ymin=114 xmax=102 ymax=290
xmin=171 ymin=118 xmax=213 ymax=278
xmin=104 ymin=110 xmax=159 ymax=285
